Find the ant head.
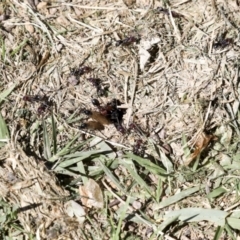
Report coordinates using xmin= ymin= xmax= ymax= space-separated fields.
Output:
xmin=91 ymin=98 xmax=100 ymax=106
xmin=81 ymin=66 xmax=92 ymax=74
xmin=118 ymin=126 xmax=126 ymax=134
xmin=79 ymin=123 xmax=87 ymax=129
xmin=23 ymin=96 xmax=29 ymax=101
xmin=81 ymin=108 xmax=92 ymax=116
xmin=114 ymin=123 xmax=125 ymax=134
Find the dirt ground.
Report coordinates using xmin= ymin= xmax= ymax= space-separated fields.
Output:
xmin=1 ymin=0 xmax=240 ymax=239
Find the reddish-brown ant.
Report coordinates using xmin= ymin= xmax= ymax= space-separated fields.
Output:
xmin=87 ymin=78 xmax=106 ymax=96
xmin=116 ymin=36 xmax=140 ymax=47
xmin=133 ymin=139 xmax=146 ymax=157
xmin=70 ymin=66 xmax=92 ymax=77
xmin=23 ymin=95 xmax=47 ymax=103
xmin=213 ymin=38 xmax=233 ymax=49
xmin=23 ymin=94 xmax=52 ymax=116
xmin=37 ymin=103 xmax=49 ymax=116
xmin=155 ymin=7 xmax=183 ymax=18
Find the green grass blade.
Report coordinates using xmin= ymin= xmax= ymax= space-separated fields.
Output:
xmin=224 ymin=222 xmax=236 ymax=240
xmin=158 ymin=215 xmax=179 ymax=231
xmin=0 ymin=84 xmax=16 ymax=105
xmin=226 ymin=217 xmax=240 ymax=230
xmin=48 ymin=134 xmax=83 ymax=162
xmin=10 ymin=39 xmax=28 ymax=57
xmin=98 ymin=158 xmax=126 ymax=193
xmin=0 ymin=112 xmax=9 ymax=147
xmin=164 ymin=208 xmax=228 ymax=226
xmin=121 ymin=159 xmax=154 ymax=198
xmin=154 ymin=186 xmax=202 ymax=210
xmin=112 ymin=196 xmax=131 ymax=240
xmin=213 ymin=226 xmax=224 ymax=240
xmin=1 ymin=37 xmax=6 ymax=62
xmin=156 ymin=178 xmax=163 ymax=203
xmin=125 ymin=153 xmax=168 ymax=178
xmin=160 ymin=151 xmax=173 ymax=173
xmin=207 ymin=187 xmax=228 ymax=199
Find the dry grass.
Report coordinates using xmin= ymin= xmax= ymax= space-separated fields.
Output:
xmin=1 ymin=0 xmax=240 ymax=239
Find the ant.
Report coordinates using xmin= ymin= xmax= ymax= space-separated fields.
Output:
xmin=70 ymin=66 xmax=92 ymax=78
xmin=133 ymin=139 xmax=146 ymax=157
xmin=37 ymin=103 xmax=50 ymax=116
xmin=155 ymin=7 xmax=183 ymax=18
xmin=23 ymin=95 xmax=48 ymax=103
xmin=87 ymin=78 xmax=106 ymax=96
xmin=79 ymin=98 xmax=126 ymax=133
xmin=23 ymin=94 xmax=52 ymax=116
xmin=116 ymin=36 xmax=140 ymax=47
xmin=213 ymin=37 xmax=233 ymax=49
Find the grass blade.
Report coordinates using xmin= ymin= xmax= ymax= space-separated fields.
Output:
xmin=0 ymin=112 xmax=9 ymax=147
xmin=164 ymin=208 xmax=228 ymax=226
xmin=43 ymin=119 xmax=51 ymax=160
xmin=154 ymin=186 xmax=202 ymax=210
xmin=51 ymin=114 xmax=57 ymax=155
xmin=0 ymin=84 xmax=16 ymax=105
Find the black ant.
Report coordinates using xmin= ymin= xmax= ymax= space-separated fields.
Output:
xmin=116 ymin=36 xmax=140 ymax=47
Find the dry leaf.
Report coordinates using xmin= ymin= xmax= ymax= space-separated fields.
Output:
xmin=139 ymin=35 xmax=161 ymax=71
xmin=185 ymin=132 xmax=216 ymax=166
xmin=79 ymin=179 xmax=104 ymax=209
xmin=65 ymin=200 xmax=86 ymax=224
xmin=36 ymin=51 xmax=50 ymax=71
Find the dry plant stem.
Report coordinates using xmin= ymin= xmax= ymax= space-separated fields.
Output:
xmin=224 ymin=200 xmax=240 ymax=212
xmin=138 ymin=0 xmax=153 ymax=19
xmin=203 ymin=92 xmax=213 ymax=127
xmin=219 ymin=6 xmax=238 ymax=30
xmin=67 ymin=14 xmax=102 ymax=33
xmin=168 ymin=7 xmax=181 ymax=43
xmin=36 ymin=51 xmax=50 ymax=71
xmin=125 ymin=59 xmax=138 ymax=127
xmin=223 ymin=95 xmax=240 ymax=136
xmin=13 ymin=0 xmax=57 ymax=52
xmin=61 ymin=4 xmax=143 ymax=12
xmin=231 ymin=67 xmax=239 ymax=101
xmin=185 ymin=90 xmax=213 ymax=151
xmin=124 ymin=75 xmax=129 ymax=104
